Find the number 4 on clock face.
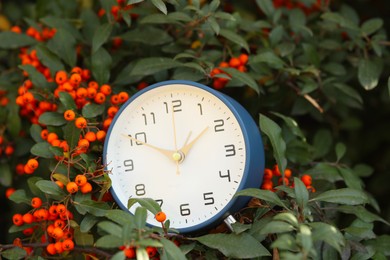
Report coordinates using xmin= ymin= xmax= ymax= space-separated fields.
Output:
xmin=103 ymin=80 xmax=265 ymax=233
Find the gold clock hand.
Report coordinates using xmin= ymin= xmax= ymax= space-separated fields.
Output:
xmin=121 ymin=134 xmax=174 ymax=161
xmin=180 ymin=127 xmax=209 ymax=158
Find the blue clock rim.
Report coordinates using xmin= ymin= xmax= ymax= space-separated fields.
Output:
xmin=103 ymin=79 xmax=264 ymax=234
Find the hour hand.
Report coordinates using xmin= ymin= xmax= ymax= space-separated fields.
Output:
xmin=180 ymin=126 xmax=209 ymax=157
xmin=121 ymin=134 xmax=174 ymax=161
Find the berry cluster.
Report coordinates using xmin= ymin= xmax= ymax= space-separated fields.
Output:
xmin=261 ymin=165 xmax=315 ymax=192
xmin=66 ymin=174 xmax=93 ymax=194
xmin=210 ymin=53 xmax=249 ymax=90
xmin=98 ymin=0 xmax=138 ymax=22
xmin=12 ymin=197 xmax=75 ymax=256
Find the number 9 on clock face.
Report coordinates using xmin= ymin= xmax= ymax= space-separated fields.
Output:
xmin=103 ymin=80 xmax=264 ymax=233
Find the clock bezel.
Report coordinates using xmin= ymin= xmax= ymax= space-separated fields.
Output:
xmin=103 ymin=80 xmax=264 ymax=233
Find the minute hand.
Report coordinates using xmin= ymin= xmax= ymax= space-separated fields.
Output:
xmin=180 ymin=127 xmax=209 ymax=156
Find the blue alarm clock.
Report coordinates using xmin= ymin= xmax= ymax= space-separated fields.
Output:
xmin=103 ymin=80 xmax=264 ymax=233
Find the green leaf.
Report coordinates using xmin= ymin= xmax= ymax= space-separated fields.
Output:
xmin=160 ymin=237 xmax=187 ymax=260
xmin=30 ymin=124 xmax=43 ymax=143
xmin=311 ymin=188 xmax=368 ymax=205
xmin=74 ymin=200 xmax=110 ymax=217
xmin=310 ymin=222 xmax=345 ymax=253
xmin=105 ymin=209 xmax=135 ymax=225
xmin=272 ymin=112 xmax=306 ymax=141
xmin=27 ymin=176 xmax=46 ymax=197
xmin=294 ymin=177 xmax=309 ymax=209
xmin=335 ymin=142 xmax=346 ymax=161
xmin=59 ymin=91 xmax=77 ymax=110
xmin=120 ymin=26 xmax=173 ymax=45
xmin=36 ymin=44 xmax=65 ymax=76
xmin=96 ymin=234 xmax=123 ymax=248
xmin=47 ymin=28 xmax=77 ymax=67
xmin=31 ymin=142 xmax=54 ymax=158
xmin=74 ymin=227 xmax=95 ymax=246
xmin=64 ymin=121 xmax=81 ymax=151
xmin=361 ymin=18 xmax=383 ymax=36
xmin=235 ymin=188 xmax=287 ymax=208
xmin=289 ymin=9 xmax=306 ymax=32
xmin=134 ymin=206 xmax=147 ymax=229
xmin=358 ymin=59 xmax=383 ymax=90
xmin=130 ymin=57 xmax=181 ymax=76
xmin=221 ymin=67 xmax=259 ymax=93
xmin=321 ymin=12 xmax=359 ymax=31
xmin=365 ymin=235 xmax=390 ymax=256
xmin=110 ymin=251 xmax=126 ymax=260
xmin=338 ymin=167 xmax=363 ymax=190
xmin=207 ymin=16 xmax=220 ymax=35
xmin=80 ymin=214 xmax=99 ymax=233
xmin=195 ymin=233 xmax=270 ymax=258
xmin=0 ymin=163 xmax=12 ymax=187
xmin=273 ymin=212 xmax=299 ymax=227
xmin=39 ymin=112 xmax=67 ymax=126
xmin=9 ymin=189 xmax=30 ymax=205
xmin=260 ymin=220 xmax=296 ymax=234
xmin=92 ymin=47 xmax=112 ymax=85
xmin=337 ymin=205 xmax=390 ymax=225
xmin=250 ymin=50 xmax=285 ymax=69
xmin=297 ymin=224 xmax=313 ymax=253
xmin=255 ymin=0 xmax=274 ymax=17
xmin=1 ymin=247 xmax=27 ymax=260
xmin=312 ymin=129 xmax=333 ymax=159
xmin=92 ymin=23 xmax=113 ymax=53
xmin=128 ymin=197 xmax=161 ymax=215
xmin=259 ymin=114 xmax=287 ymax=176
xmin=18 ymin=64 xmax=49 ymax=89
xmin=0 ymin=31 xmax=36 ymax=49
xmin=219 ymin=29 xmax=249 ymax=52
xmin=151 ymin=0 xmax=167 ymax=14
xmin=82 ymin=103 xmax=106 ymax=118
xmin=271 ymin=234 xmax=299 ymax=251
xmin=97 ymin=221 xmax=123 ymax=236
xmin=35 ymin=180 xmax=66 ymax=200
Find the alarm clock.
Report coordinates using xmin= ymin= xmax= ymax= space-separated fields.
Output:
xmin=103 ymin=80 xmax=264 ymax=233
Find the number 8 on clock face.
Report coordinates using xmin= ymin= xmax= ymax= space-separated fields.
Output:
xmin=103 ymin=80 xmax=264 ymax=233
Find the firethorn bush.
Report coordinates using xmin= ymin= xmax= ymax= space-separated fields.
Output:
xmin=0 ymin=0 xmax=390 ymax=259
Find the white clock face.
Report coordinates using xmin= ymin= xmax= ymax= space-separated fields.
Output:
xmin=105 ymin=83 xmax=247 ymax=231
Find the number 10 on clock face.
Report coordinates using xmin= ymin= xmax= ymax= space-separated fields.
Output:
xmin=104 ymin=81 xmax=264 ymax=233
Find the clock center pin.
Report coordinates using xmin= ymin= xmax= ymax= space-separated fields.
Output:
xmin=172 ymin=151 xmax=185 ymax=163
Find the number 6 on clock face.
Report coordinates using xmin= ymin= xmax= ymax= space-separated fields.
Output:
xmin=103 ymin=80 xmax=264 ymax=233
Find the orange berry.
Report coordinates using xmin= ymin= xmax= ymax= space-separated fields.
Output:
xmin=118 ymin=91 xmax=129 ymax=103
xmin=88 ymin=81 xmax=99 ymax=89
xmin=80 ymin=182 xmax=93 ymax=194
xmin=94 ymin=92 xmax=106 ymax=104
xmin=56 ymin=204 xmax=66 ymax=214
xmin=96 ymin=130 xmax=106 ymax=141
xmin=124 ymin=247 xmax=136 ymax=258
xmin=22 ymin=213 xmax=35 ymax=224
xmin=55 ymin=180 xmax=64 ymax=189
xmin=307 ymin=185 xmax=316 ymax=193
xmin=301 ymin=174 xmax=312 ymax=186
xmin=52 ymin=227 xmax=64 ymax=239
xmin=64 ymin=110 xmax=76 ymax=121
xmin=78 ymin=138 xmax=90 ymax=149
xmin=69 ymin=73 xmax=82 ymax=87
xmin=75 ymin=117 xmax=87 ymax=129
xmin=23 ymin=227 xmax=35 ymax=236
xmin=40 ymin=129 xmax=49 ymax=140
xmin=238 ymin=53 xmax=249 ymax=65
xmin=273 ymin=164 xmax=281 ymax=176
xmin=76 ymin=87 xmax=88 ymax=98
xmin=13 ymin=214 xmax=24 ymax=226
xmin=49 ymin=205 xmax=58 ymax=217
xmin=54 ymin=241 xmax=64 ymax=254
xmin=34 ymin=208 xmax=49 ymax=221
xmin=219 ymin=61 xmax=229 ymax=67
xmin=229 ymin=57 xmax=241 ymax=68
xmin=100 ymin=84 xmax=112 ymax=96
xmin=31 ymin=197 xmax=42 ymax=208
xmin=278 ymin=177 xmax=289 ymax=186
xmin=87 ymin=87 xmax=97 ymax=99
xmin=107 ymin=106 xmax=118 ymax=118
xmin=5 ymin=145 xmax=14 ymax=156
xmin=284 ymin=169 xmax=292 ymax=178
xmin=66 ymin=182 xmax=79 ymax=194
xmin=103 ymin=118 xmax=112 ymax=130
xmin=71 ymin=67 xmax=83 ymax=75
xmin=155 ymin=211 xmax=166 ymax=223
xmin=55 ymin=71 xmax=68 ymax=85
xmin=46 ymin=243 xmax=57 ymax=255
xmin=261 ymin=180 xmax=273 ymax=191
xmin=110 ymin=94 xmax=120 ymax=105
xmin=6 ymin=188 xmax=15 ymax=199
xmin=146 ymin=247 xmax=157 ymax=258
xmin=84 ymin=131 xmax=96 ymax=142
xmin=22 ymin=92 xmax=35 ymax=103
xmin=47 ymin=132 xmax=59 ymax=143
xmin=27 ymin=158 xmax=39 ymax=170
xmin=82 ymin=69 xmax=91 ymax=80
xmin=75 ymin=175 xmax=87 ymax=187
xmin=62 ymin=239 xmax=75 ymax=251
xmin=54 ymin=219 xmax=66 ymax=229
xmin=263 ymin=168 xmax=273 ymax=180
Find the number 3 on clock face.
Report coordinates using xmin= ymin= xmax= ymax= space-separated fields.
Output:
xmin=103 ymin=80 xmax=265 ymax=233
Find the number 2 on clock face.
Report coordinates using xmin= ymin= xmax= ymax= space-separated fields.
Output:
xmin=105 ymin=83 xmax=248 ymax=231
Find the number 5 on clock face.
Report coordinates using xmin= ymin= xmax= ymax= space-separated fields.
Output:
xmin=103 ymin=80 xmax=264 ymax=233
